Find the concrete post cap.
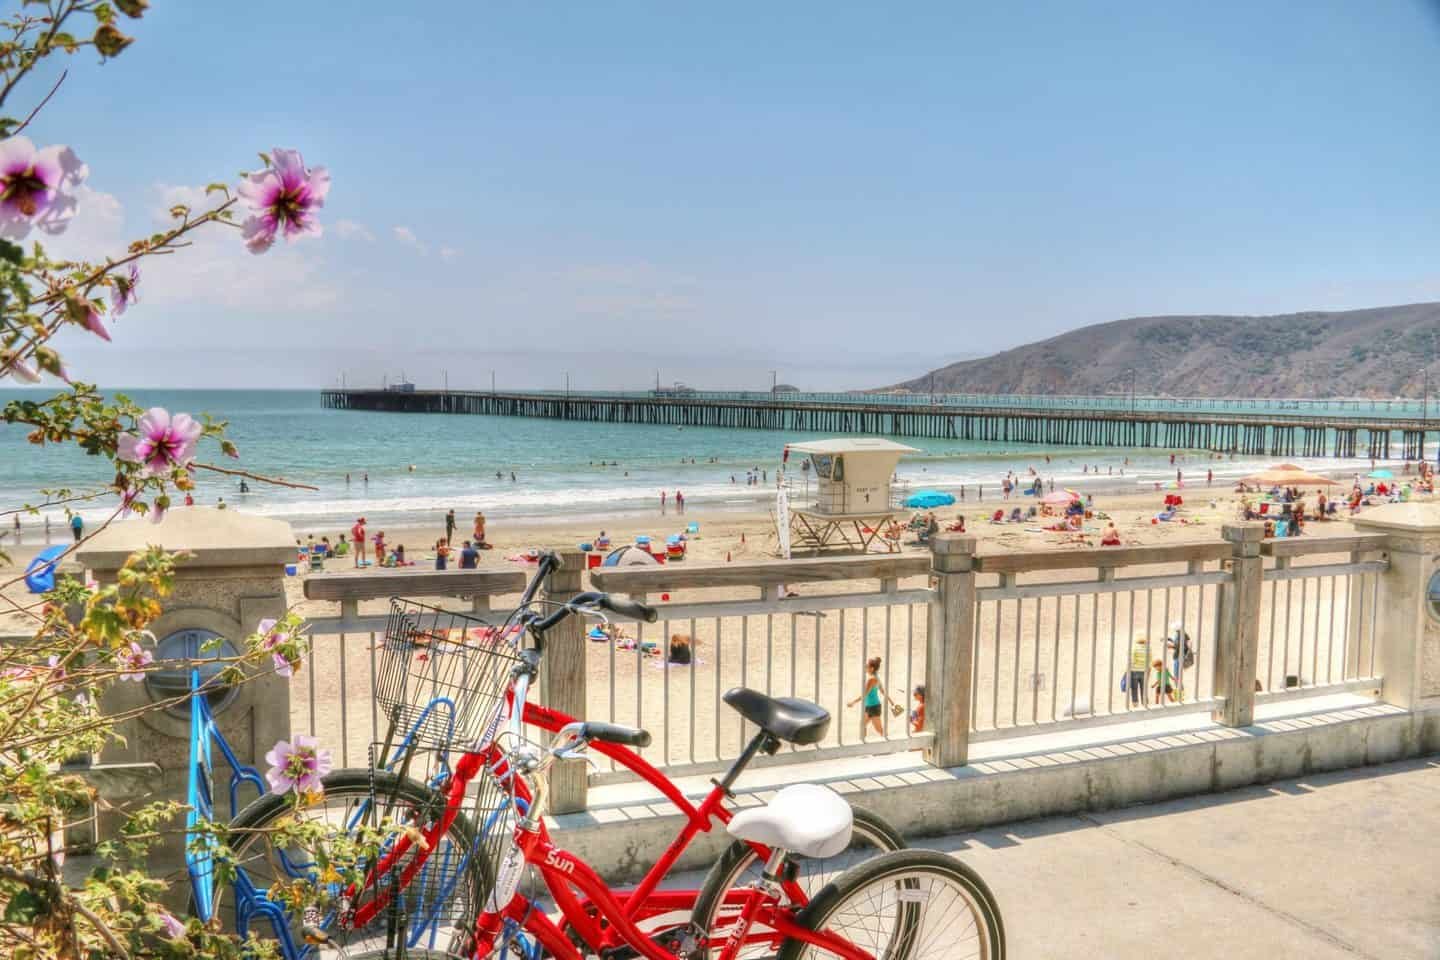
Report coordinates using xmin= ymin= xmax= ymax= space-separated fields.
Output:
xmin=931 ymin=533 xmax=977 ymax=554
xmin=75 ymin=507 xmax=296 ymax=571
xmin=1349 ymin=502 xmax=1440 ymax=534
xmin=1221 ymin=522 xmax=1266 ymax=543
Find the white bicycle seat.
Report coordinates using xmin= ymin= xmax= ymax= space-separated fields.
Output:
xmin=726 ymin=783 xmax=854 ymax=859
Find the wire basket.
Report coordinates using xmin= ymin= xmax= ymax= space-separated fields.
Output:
xmin=375 ymin=598 xmax=523 ymax=749
xmin=344 ymin=741 xmax=519 ymax=954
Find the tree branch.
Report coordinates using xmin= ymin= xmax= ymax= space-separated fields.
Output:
xmin=0 ymin=864 xmax=130 ymax=960
xmin=191 ymin=461 xmax=319 ymax=491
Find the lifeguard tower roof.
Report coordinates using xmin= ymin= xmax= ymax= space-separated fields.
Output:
xmin=785 ymin=438 xmax=918 ymax=455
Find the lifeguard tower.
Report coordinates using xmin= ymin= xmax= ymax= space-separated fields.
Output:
xmin=777 ymin=438 xmax=917 ymax=554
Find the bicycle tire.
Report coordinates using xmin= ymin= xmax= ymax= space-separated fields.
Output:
xmin=777 ymin=848 xmax=1005 ymax=960
xmin=689 ymin=806 xmax=906 ymax=959
xmin=198 ymin=768 xmax=487 ymax=956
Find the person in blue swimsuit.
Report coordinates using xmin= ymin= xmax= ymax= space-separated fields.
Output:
xmin=847 ymin=656 xmax=897 ymax=740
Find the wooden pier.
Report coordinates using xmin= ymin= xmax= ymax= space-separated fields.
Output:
xmin=321 ymin=389 xmax=1438 ymax=459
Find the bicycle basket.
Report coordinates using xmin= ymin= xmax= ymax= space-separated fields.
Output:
xmin=351 ymin=741 xmax=519 ymax=949
xmin=375 ymin=599 xmax=523 ymax=749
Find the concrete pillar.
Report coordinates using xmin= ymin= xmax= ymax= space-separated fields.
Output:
xmin=76 ymin=508 xmax=295 ymax=895
xmin=539 ymin=549 xmax=588 ymax=813
xmin=1214 ymin=522 xmax=1264 ymax=727
xmin=925 ymin=534 xmax=976 ymax=767
xmin=1350 ymin=503 xmax=1440 ymax=710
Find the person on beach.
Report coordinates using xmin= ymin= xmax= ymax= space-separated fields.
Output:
xmin=910 ymin=685 xmax=926 ymax=733
xmin=676 ymin=490 xmax=684 ymax=513
xmin=660 ymin=490 xmax=667 ymax=512
xmin=334 ymin=534 xmax=350 ymax=557
xmin=445 ymin=509 xmax=456 ymax=543
xmin=373 ymin=530 xmax=387 ymax=561
xmin=434 ymin=538 xmax=451 ymax=570
xmin=216 ymin=497 xmax=226 ymax=509
xmin=351 ymin=517 xmax=367 ymax=566
xmin=184 ymin=492 xmax=194 ymax=507
xmin=848 ymin=656 xmax=898 ymax=739
xmin=1126 ymin=633 xmax=1149 ymax=705
xmin=1101 ymin=521 xmax=1121 ymax=546
xmin=459 ymin=540 xmax=479 ymax=568
xmin=473 ymin=511 xmax=487 ymax=546
xmin=69 ymin=513 xmax=83 ymax=543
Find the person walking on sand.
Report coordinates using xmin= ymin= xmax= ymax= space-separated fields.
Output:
xmin=69 ymin=512 xmax=83 ymax=543
xmin=660 ymin=490 xmax=667 ymax=512
xmin=473 ymin=511 xmax=486 ymax=546
xmin=445 ymin=509 xmax=456 ymax=543
xmin=847 ymin=656 xmax=898 ymax=739
xmin=676 ymin=490 xmax=684 ymax=513
xmin=352 ymin=517 xmax=368 ymax=567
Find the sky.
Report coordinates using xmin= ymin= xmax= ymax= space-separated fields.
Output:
xmin=20 ymin=0 xmax=1440 ymax=390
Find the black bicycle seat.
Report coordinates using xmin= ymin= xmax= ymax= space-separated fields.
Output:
xmin=722 ymin=687 xmax=830 ymax=745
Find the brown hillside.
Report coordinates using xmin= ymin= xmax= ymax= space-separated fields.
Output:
xmin=887 ymin=302 xmax=1440 ymax=398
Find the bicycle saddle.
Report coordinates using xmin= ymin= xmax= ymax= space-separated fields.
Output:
xmin=726 ymin=783 xmax=853 ymax=859
xmin=722 ymin=687 xmax=830 ymax=745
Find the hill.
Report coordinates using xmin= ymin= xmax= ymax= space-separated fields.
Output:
xmin=886 ymin=302 xmax=1440 ymax=399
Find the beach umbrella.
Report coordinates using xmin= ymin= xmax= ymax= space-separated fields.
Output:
xmin=1367 ymin=469 xmax=1394 ymax=480
xmin=1246 ymin=464 xmax=1338 ymax=486
xmin=903 ymin=489 xmax=956 ymax=509
xmin=1041 ymin=490 xmax=1078 ymax=505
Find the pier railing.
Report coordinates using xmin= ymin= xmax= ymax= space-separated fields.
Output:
xmin=288 ymin=527 xmax=1393 ymax=812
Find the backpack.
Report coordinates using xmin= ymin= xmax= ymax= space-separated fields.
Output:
xmin=1174 ymin=629 xmax=1195 ymax=669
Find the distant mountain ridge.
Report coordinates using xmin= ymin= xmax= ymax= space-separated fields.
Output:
xmin=886 ymin=302 xmax=1440 ymax=399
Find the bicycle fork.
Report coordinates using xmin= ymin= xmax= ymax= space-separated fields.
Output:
xmin=716 ymin=849 xmax=790 ymax=960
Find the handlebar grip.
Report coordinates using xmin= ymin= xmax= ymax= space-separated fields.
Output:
xmin=581 ymin=721 xmax=652 ymax=749
xmin=600 ymin=595 xmax=659 ymax=623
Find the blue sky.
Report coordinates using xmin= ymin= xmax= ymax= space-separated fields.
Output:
xmin=24 ymin=0 xmax=1440 ymax=389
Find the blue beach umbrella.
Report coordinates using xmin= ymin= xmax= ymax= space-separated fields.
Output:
xmin=1368 ymin=469 xmax=1394 ymax=480
xmin=903 ymin=490 xmax=956 ymax=509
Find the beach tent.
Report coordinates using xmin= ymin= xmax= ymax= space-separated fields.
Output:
xmin=602 ymin=545 xmax=658 ymax=567
xmin=24 ymin=545 xmax=67 ymax=594
xmin=1246 ymin=464 xmax=1338 ymax=486
xmin=903 ymin=489 xmax=956 ymax=509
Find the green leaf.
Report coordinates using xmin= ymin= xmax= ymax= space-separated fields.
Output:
xmin=0 ymin=238 xmax=23 ymax=265
xmin=3 ymin=888 xmax=46 ymax=924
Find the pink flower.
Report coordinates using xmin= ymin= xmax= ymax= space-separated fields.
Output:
xmin=117 ymin=407 xmax=202 ymax=476
xmin=2 ymin=355 xmax=40 ymax=383
xmin=157 ymin=912 xmax=185 ymax=939
xmin=237 ymin=148 xmax=329 ymax=254
xmin=113 ymin=264 xmax=140 ymax=316
xmin=264 ymin=734 xmax=332 ymax=795
xmin=257 ymin=618 xmax=294 ymax=677
xmin=0 ymin=136 xmax=87 ymax=239
xmin=80 ymin=302 xmax=110 ymax=341
xmin=118 ymin=641 xmax=152 ymax=681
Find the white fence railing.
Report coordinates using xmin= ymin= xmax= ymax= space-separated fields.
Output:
xmin=286 ymin=530 xmax=1392 ymax=808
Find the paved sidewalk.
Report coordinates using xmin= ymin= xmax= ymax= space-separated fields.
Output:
xmin=928 ymin=755 xmax=1439 ymax=959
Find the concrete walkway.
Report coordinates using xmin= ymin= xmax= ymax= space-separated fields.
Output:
xmin=927 ymin=755 xmax=1439 ymax=959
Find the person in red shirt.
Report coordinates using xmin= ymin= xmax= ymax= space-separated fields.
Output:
xmin=351 ymin=517 xmax=367 ymax=567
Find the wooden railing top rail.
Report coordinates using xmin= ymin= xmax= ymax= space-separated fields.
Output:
xmin=972 ymin=542 xmax=1231 ymax=575
xmin=588 ymin=554 xmax=930 ymax=592
xmin=304 ymin=567 xmax=528 ymax=601
xmin=1261 ymin=533 xmax=1389 ymax=558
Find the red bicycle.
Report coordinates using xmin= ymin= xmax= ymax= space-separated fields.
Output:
xmin=215 ymin=554 xmax=1003 ymax=959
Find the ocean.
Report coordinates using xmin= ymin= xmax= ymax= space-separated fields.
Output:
xmin=0 ymin=388 xmax=1387 ymax=535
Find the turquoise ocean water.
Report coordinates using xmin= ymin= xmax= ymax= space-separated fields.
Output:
xmin=0 ymin=389 xmax=1389 ymax=535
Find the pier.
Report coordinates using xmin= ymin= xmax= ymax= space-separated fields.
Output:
xmin=321 ymin=388 xmax=1438 ymax=459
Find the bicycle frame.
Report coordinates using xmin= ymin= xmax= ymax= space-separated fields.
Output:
xmin=469 ymin=827 xmax=874 ymax=960
xmin=350 ymin=695 xmax=839 ymax=955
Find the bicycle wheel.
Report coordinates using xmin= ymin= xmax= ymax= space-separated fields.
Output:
xmin=777 ymin=849 xmax=1004 ymax=960
xmin=689 ymin=806 xmax=905 ymax=959
xmin=201 ymin=768 xmax=485 ymax=957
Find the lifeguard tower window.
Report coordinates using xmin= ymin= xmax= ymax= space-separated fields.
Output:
xmin=812 ymin=455 xmax=834 ymax=479
xmin=146 ymin=629 xmax=241 ymax=718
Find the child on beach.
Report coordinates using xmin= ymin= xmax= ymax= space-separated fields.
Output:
xmin=434 ymin=538 xmax=450 ymax=570
xmin=373 ymin=530 xmax=387 ymax=562
xmin=1151 ymin=658 xmax=1177 ymax=703
xmin=847 ymin=656 xmax=898 ymax=739
xmin=911 ymin=684 xmax=926 ymax=733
